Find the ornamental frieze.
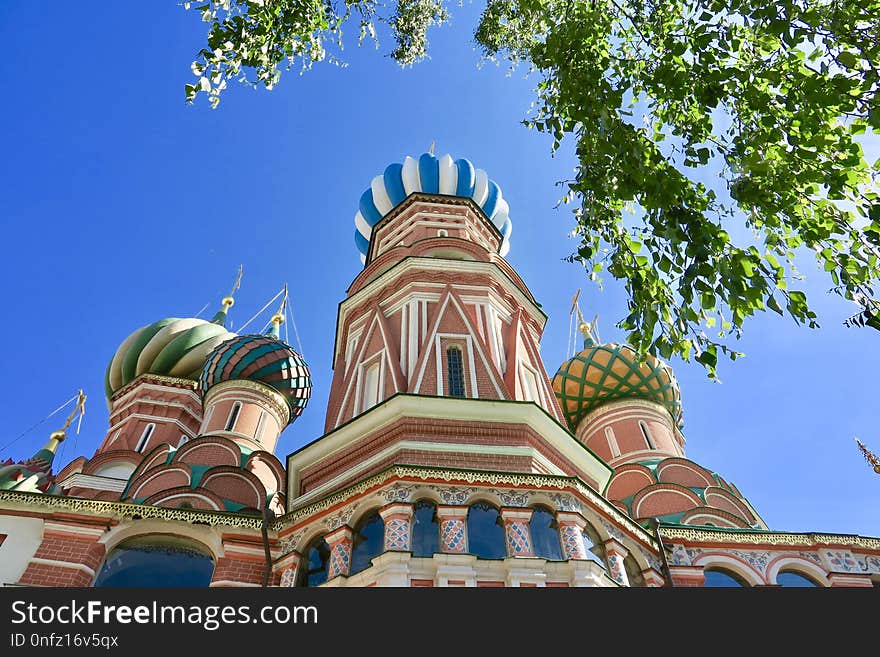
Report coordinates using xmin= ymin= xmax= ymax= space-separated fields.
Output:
xmin=658 ymin=526 xmax=880 ymax=551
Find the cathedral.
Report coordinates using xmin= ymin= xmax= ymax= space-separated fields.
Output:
xmin=1 ymin=151 xmax=878 ymax=588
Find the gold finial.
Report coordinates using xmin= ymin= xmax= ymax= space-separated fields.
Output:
xmin=50 ymin=389 xmax=87 ymax=444
xmin=429 ymin=140 xmax=435 ymax=156
xmin=855 ymin=438 xmax=880 ymax=475
xmin=271 ymin=284 xmax=288 ymax=329
xmin=570 ymin=289 xmax=600 ymax=343
xmin=222 ymin=264 xmax=243 ymax=309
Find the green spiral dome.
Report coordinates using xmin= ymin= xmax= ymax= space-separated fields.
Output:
xmin=105 ymin=314 xmax=237 ymax=402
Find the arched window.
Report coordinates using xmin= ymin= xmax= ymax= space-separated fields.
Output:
xmin=530 ymin=507 xmax=563 ymax=561
xmin=134 ymin=424 xmax=154 ymax=453
xmin=467 ymin=502 xmax=506 ymax=559
xmin=254 ymin=411 xmax=266 ymax=442
xmin=777 ymin=570 xmax=820 ymax=587
xmin=411 ymin=500 xmax=439 ymax=558
xmin=446 ymin=346 xmax=465 ymax=397
xmin=582 ymin=525 xmax=608 ymax=568
xmin=225 ymin=402 xmax=242 ymax=432
xmin=93 ymin=536 xmax=214 ymax=587
xmin=350 ymin=510 xmax=385 ymax=575
xmin=639 ymin=421 xmax=655 ymax=449
xmin=361 ymin=362 xmax=381 ymax=411
xmin=298 ymin=536 xmax=331 ymax=587
xmin=605 ymin=426 xmax=620 ymax=457
xmin=703 ymin=568 xmax=749 ymax=587
xmin=624 ymin=554 xmax=646 ymax=586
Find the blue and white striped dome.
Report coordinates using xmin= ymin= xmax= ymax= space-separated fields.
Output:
xmin=354 ymin=152 xmax=513 ymax=263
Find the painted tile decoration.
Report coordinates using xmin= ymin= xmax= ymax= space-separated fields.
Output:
xmin=866 ymin=555 xmax=880 ymax=573
xmin=559 ymin=524 xmax=588 ymax=560
xmin=384 ymin=518 xmax=411 ymax=551
xmin=381 ymin=484 xmax=416 ymax=504
xmin=670 ymin=545 xmax=703 ymax=566
xmin=328 ymin=539 xmax=352 ymax=578
xmin=326 ymin=505 xmax=356 ymax=531
xmin=797 ymin=551 xmax=823 ymax=564
xmin=600 ymin=519 xmax=626 ymax=543
xmin=607 ymin=551 xmax=628 ymax=586
xmin=437 ymin=487 xmax=474 ymax=505
xmin=505 ymin=519 xmax=533 ymax=556
xmin=823 ymin=550 xmax=859 ymax=573
xmin=279 ymin=568 xmax=296 ymax=587
xmin=731 ymin=550 xmax=770 ymax=574
xmin=497 ymin=490 xmax=531 ymax=508
xmin=441 ymin=518 xmax=467 ymax=553
xmin=548 ymin=493 xmax=584 ymax=513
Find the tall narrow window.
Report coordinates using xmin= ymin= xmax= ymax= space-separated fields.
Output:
xmin=605 ymin=426 xmax=621 ymax=457
xmin=362 ymin=362 xmax=381 ymax=411
xmin=298 ymin=537 xmax=331 ymax=588
xmin=411 ymin=501 xmax=439 ymax=558
xmin=639 ymin=421 xmax=655 ymax=449
xmin=446 ymin=346 xmax=465 ymax=397
xmin=530 ymin=507 xmax=563 ymax=561
xmin=521 ymin=367 xmax=540 ymax=403
xmin=225 ymin=402 xmax=241 ymax=432
xmin=254 ymin=411 xmax=266 ymax=443
xmin=135 ymin=424 xmax=154 ymax=453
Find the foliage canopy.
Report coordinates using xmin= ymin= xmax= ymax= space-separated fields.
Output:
xmin=185 ymin=0 xmax=880 ymax=378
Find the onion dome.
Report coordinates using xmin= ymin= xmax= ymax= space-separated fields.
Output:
xmin=354 ymin=151 xmax=513 ymax=263
xmin=199 ymin=311 xmax=311 ymax=424
xmin=552 ymin=331 xmax=682 ymax=432
xmin=1 ymin=391 xmax=86 ymax=494
xmin=104 ymin=302 xmax=237 ymax=402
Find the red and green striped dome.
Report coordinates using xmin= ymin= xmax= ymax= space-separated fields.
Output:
xmin=199 ymin=334 xmax=311 ymax=423
xmin=552 ymin=341 xmax=681 ymax=431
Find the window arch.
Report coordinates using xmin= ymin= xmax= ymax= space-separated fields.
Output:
xmin=703 ymin=568 xmax=749 ymax=587
xmin=624 ymin=554 xmax=646 ymax=586
xmin=298 ymin=536 xmax=331 ymax=588
xmin=350 ymin=510 xmax=385 ymax=575
xmin=582 ymin=524 xmax=608 ymax=568
xmin=93 ymin=535 xmax=214 ymax=587
xmin=467 ymin=502 xmax=506 ymax=559
xmin=530 ymin=506 xmax=563 ymax=561
xmin=134 ymin=424 xmax=154 ymax=453
xmin=225 ymin=402 xmax=242 ymax=432
xmin=446 ymin=346 xmax=465 ymax=398
xmin=639 ymin=421 xmax=655 ymax=449
xmin=412 ymin=500 xmax=439 ymax=558
xmin=776 ymin=570 xmax=820 ymax=587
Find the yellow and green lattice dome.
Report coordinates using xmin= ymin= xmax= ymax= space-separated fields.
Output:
xmin=552 ymin=339 xmax=682 ymax=431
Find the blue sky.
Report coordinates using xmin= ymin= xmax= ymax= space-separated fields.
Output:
xmin=1 ymin=2 xmax=878 ymax=538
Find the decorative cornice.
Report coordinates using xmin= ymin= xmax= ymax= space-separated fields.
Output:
xmin=659 ymin=525 xmax=880 ymax=551
xmin=203 ymin=379 xmax=290 ymax=426
xmin=111 ymin=373 xmax=199 ymax=404
xmin=0 ymin=490 xmax=262 ymax=530
xmin=275 ymin=464 xmax=658 ymax=551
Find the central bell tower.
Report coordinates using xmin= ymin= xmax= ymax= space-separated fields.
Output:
xmin=289 ymin=152 xmax=612 ymax=502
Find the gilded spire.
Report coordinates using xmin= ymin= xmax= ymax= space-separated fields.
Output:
xmin=429 ymin=140 xmax=435 ymax=156
xmin=44 ymin=389 xmax=87 ymax=452
xmin=570 ymin=289 xmax=599 ymax=347
xmin=855 ymin=438 xmax=880 ymax=475
xmin=268 ymin=284 xmax=288 ymax=338
xmin=212 ymin=264 xmax=243 ymax=325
